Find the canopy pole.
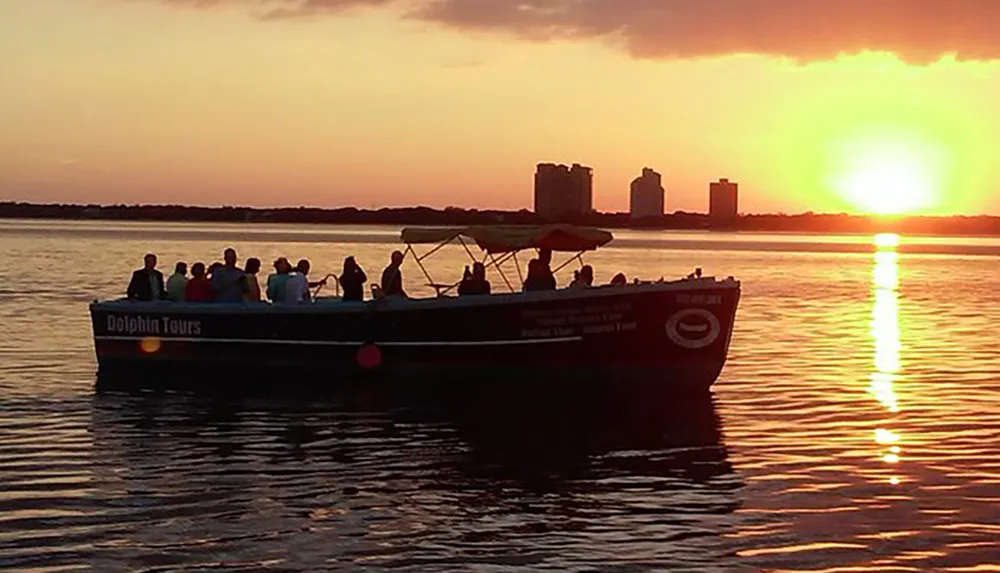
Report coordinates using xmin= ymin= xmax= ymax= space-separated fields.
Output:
xmin=457 ymin=236 xmax=478 ymax=262
xmin=512 ymin=251 xmax=525 ymax=286
xmin=487 ymin=252 xmax=515 ymax=293
xmin=405 ymin=244 xmax=439 ymax=295
xmin=552 ymin=251 xmax=585 ymax=274
xmin=415 ymin=235 xmax=456 ymax=263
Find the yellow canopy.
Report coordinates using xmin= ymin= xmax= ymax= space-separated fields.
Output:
xmin=400 ymin=224 xmax=614 ymax=253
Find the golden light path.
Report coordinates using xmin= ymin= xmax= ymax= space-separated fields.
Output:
xmin=870 ymin=233 xmax=903 ymax=484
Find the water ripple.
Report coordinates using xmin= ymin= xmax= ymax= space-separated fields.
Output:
xmin=0 ymin=224 xmax=998 ymax=571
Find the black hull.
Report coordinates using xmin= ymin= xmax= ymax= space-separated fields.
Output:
xmin=91 ymin=279 xmax=740 ymax=392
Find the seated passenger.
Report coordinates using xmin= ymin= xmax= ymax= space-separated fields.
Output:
xmin=569 ymin=265 xmax=594 ymax=289
xmin=458 ymin=262 xmax=491 ymax=296
xmin=127 ymin=253 xmax=166 ymax=301
xmin=284 ymin=259 xmax=317 ymax=304
xmin=165 ymin=261 xmax=188 ymax=301
xmin=380 ymin=251 xmax=406 ymax=298
xmin=242 ymin=258 xmax=262 ymax=302
xmin=610 ymin=272 xmax=627 ymax=286
xmin=267 ymin=257 xmax=292 ymax=303
xmin=340 ymin=256 xmax=367 ymax=302
xmin=185 ymin=262 xmax=214 ymax=302
xmin=211 ymin=247 xmax=246 ymax=303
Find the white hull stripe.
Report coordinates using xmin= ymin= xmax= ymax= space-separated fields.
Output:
xmin=94 ymin=335 xmax=583 ymax=347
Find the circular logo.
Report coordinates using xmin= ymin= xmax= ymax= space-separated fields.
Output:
xmin=666 ymin=309 xmax=721 ymax=349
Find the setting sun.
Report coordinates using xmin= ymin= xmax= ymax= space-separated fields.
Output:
xmin=827 ymin=131 xmax=949 ymax=215
xmin=840 ymin=157 xmax=933 ymax=215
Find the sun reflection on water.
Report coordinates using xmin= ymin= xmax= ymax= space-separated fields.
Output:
xmin=870 ymin=234 xmax=903 ymax=481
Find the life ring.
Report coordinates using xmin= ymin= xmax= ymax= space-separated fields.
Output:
xmin=665 ymin=308 xmax=721 ymax=349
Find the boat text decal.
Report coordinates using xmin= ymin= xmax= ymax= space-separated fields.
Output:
xmin=665 ymin=308 xmax=720 ymax=349
xmin=520 ymin=302 xmax=636 ymax=338
xmin=105 ymin=315 xmax=202 ymax=337
xmin=675 ymin=294 xmax=723 ymax=305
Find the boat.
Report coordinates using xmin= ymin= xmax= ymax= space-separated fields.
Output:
xmin=89 ymin=225 xmax=741 ymax=391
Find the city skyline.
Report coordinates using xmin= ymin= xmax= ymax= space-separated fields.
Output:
xmin=4 ymin=2 xmax=1000 ymax=215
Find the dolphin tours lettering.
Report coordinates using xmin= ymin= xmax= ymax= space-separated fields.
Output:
xmin=106 ymin=315 xmax=202 ymax=337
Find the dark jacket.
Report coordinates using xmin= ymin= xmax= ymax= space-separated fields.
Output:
xmin=523 ymin=264 xmax=556 ymax=292
xmin=380 ymin=264 xmax=405 ymax=297
xmin=340 ymin=267 xmax=368 ymax=302
xmin=458 ymin=277 xmax=491 ymax=296
xmin=127 ymin=269 xmax=166 ymax=301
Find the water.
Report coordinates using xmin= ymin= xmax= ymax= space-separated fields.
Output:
xmin=0 ymin=220 xmax=998 ymax=572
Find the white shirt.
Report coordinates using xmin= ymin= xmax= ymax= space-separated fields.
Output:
xmin=283 ymin=273 xmax=309 ymax=304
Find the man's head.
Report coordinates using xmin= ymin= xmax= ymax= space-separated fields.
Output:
xmin=296 ymin=259 xmax=311 ymax=275
xmin=224 ymin=248 xmax=237 ymax=267
xmin=174 ymin=262 xmax=187 ymax=275
xmin=245 ymin=258 xmax=261 ymax=274
xmin=143 ymin=253 xmax=157 ymax=270
xmin=472 ymin=262 xmax=486 ymax=279
xmin=390 ymin=251 xmax=404 ymax=266
xmin=274 ymin=257 xmax=290 ymax=274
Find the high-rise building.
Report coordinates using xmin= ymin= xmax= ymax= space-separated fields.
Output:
xmin=709 ymin=178 xmax=739 ymax=226
xmin=533 ymin=163 xmax=593 ymax=219
xmin=629 ymin=167 xmax=665 ymax=219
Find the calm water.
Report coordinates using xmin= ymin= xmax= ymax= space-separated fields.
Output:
xmin=1 ymin=220 xmax=998 ymax=572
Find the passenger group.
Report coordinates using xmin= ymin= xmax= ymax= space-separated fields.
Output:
xmin=126 ymin=247 xmax=619 ymax=303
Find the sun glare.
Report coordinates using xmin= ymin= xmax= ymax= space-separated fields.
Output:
xmin=840 ymin=158 xmax=931 ymax=215
xmin=828 ymin=132 xmax=947 ymax=215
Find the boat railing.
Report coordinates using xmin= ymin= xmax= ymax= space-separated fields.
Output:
xmin=312 ymin=273 xmax=340 ymax=298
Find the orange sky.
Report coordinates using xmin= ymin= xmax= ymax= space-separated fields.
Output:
xmin=2 ymin=1 xmax=1000 ymax=215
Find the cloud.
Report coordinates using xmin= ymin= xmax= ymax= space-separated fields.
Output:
xmin=147 ymin=0 xmax=1000 ymax=63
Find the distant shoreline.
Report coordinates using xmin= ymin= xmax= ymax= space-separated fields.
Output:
xmin=1 ymin=202 xmax=998 ymax=237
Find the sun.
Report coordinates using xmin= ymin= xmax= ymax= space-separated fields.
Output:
xmin=838 ymin=155 xmax=933 ymax=215
xmin=827 ymin=131 xmax=946 ymax=215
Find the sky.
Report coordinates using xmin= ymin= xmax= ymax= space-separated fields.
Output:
xmin=2 ymin=0 xmax=1000 ymax=215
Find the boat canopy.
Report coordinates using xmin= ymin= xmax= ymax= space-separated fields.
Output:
xmin=400 ymin=224 xmax=613 ymax=254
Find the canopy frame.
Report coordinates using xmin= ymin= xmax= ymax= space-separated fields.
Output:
xmin=403 ymin=237 xmax=587 ymax=296
xmin=398 ymin=225 xmax=610 ymax=296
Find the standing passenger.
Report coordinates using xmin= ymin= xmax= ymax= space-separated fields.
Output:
xmin=211 ymin=247 xmax=245 ymax=303
xmin=339 ymin=256 xmax=367 ymax=302
xmin=380 ymin=251 xmax=406 ymax=298
xmin=127 ymin=253 xmax=166 ymax=301
xmin=537 ymin=248 xmax=556 ymax=290
xmin=242 ymin=258 xmax=262 ymax=302
xmin=165 ymin=262 xmax=188 ymax=301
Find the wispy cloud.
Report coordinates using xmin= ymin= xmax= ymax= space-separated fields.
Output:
xmin=145 ymin=0 xmax=1000 ymax=63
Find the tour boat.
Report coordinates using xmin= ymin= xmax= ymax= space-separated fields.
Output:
xmin=90 ymin=225 xmax=741 ymax=391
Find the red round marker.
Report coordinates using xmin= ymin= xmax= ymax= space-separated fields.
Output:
xmin=356 ymin=344 xmax=382 ymax=369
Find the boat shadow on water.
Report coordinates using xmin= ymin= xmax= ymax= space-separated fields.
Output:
xmin=79 ymin=382 xmax=745 ymax=570
xmin=90 ymin=375 xmax=741 ymax=503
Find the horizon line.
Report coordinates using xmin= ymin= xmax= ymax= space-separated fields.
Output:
xmin=1 ymin=201 xmax=998 ymax=220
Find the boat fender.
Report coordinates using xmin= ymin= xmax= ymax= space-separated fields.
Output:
xmin=357 ymin=344 xmax=382 ymax=369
